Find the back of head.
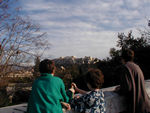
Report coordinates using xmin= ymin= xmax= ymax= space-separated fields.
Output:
xmin=85 ymin=68 xmax=104 ymax=89
xmin=39 ymin=59 xmax=55 ymax=74
xmin=121 ymin=49 xmax=134 ymax=62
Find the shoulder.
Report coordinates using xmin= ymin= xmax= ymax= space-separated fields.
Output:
xmin=52 ymin=76 xmax=64 ymax=85
xmin=126 ymin=61 xmax=138 ymax=68
xmin=93 ymin=90 xmax=104 ymax=97
xmin=32 ymin=77 xmax=41 ymax=86
xmin=85 ymin=90 xmax=104 ymax=98
xmin=126 ymin=61 xmax=142 ymax=71
xmin=53 ymin=76 xmax=63 ymax=81
xmin=99 ymin=90 xmax=104 ymax=96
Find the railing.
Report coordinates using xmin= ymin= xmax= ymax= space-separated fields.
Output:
xmin=0 ymin=80 xmax=150 ymax=113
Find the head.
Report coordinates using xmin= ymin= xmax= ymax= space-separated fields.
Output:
xmin=85 ymin=68 xmax=104 ymax=89
xmin=39 ymin=59 xmax=56 ymax=74
xmin=121 ymin=49 xmax=134 ymax=63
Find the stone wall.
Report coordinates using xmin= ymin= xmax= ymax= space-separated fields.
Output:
xmin=0 ymin=80 xmax=150 ymax=113
xmin=6 ymin=83 xmax=32 ymax=104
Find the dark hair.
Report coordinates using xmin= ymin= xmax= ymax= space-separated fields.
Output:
xmin=85 ymin=68 xmax=104 ymax=89
xmin=39 ymin=59 xmax=55 ymax=74
xmin=121 ymin=49 xmax=134 ymax=62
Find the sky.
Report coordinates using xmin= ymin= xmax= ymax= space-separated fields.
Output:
xmin=18 ymin=0 xmax=150 ymax=59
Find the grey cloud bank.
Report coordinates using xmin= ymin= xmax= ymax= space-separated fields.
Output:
xmin=20 ymin=0 xmax=150 ymax=59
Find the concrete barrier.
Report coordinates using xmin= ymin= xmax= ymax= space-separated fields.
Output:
xmin=0 ymin=80 xmax=150 ymax=113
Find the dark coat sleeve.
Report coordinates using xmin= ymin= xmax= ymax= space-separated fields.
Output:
xmin=119 ymin=65 xmax=133 ymax=95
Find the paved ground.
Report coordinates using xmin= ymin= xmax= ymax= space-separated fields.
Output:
xmin=0 ymin=103 xmax=27 ymax=113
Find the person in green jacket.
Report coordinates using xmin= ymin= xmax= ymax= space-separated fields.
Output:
xmin=27 ymin=59 xmax=74 ymax=113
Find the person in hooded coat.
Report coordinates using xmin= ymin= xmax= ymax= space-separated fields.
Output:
xmin=116 ymin=49 xmax=150 ymax=113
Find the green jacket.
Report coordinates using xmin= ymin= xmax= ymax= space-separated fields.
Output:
xmin=27 ymin=73 xmax=72 ymax=113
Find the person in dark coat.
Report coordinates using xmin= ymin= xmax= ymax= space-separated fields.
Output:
xmin=116 ymin=49 xmax=150 ymax=113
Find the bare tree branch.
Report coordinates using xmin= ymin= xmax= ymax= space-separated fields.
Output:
xmin=0 ymin=0 xmax=50 ymax=76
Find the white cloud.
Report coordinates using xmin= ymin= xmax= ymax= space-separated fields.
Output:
xmin=22 ymin=0 xmax=55 ymax=11
xmin=46 ymin=30 xmax=118 ymax=59
xmin=19 ymin=0 xmax=150 ymax=59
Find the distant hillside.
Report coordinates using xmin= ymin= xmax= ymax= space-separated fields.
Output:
xmin=53 ymin=56 xmax=100 ymax=67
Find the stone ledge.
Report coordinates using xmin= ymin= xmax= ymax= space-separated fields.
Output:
xmin=0 ymin=80 xmax=150 ymax=113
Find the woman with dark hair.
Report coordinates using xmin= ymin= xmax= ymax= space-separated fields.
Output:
xmin=71 ymin=68 xmax=106 ymax=113
xmin=27 ymin=59 xmax=74 ymax=113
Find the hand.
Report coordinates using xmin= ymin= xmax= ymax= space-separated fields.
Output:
xmin=71 ymin=83 xmax=78 ymax=91
xmin=71 ymin=82 xmax=87 ymax=94
xmin=114 ymin=86 xmax=120 ymax=92
xmin=61 ymin=102 xmax=71 ymax=110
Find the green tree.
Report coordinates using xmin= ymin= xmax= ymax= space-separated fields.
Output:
xmin=109 ymin=29 xmax=150 ymax=80
xmin=117 ymin=30 xmax=148 ymax=50
xmin=109 ymin=30 xmax=149 ymax=59
xmin=109 ymin=48 xmax=120 ymax=59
